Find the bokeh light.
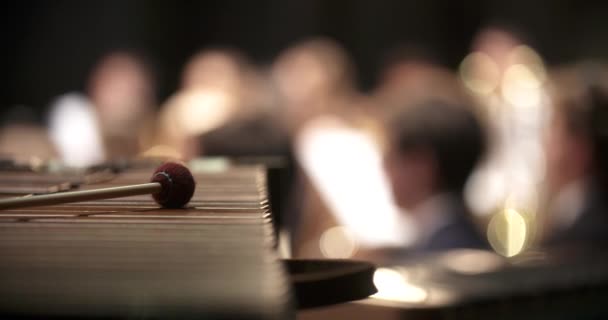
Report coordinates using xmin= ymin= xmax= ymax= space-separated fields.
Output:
xmin=459 ymin=51 xmax=501 ymax=96
xmin=501 ymin=64 xmax=543 ymax=108
xmin=319 ymin=226 xmax=358 ymax=258
xmin=507 ymin=45 xmax=547 ymax=82
xmin=487 ymin=207 xmax=529 ymax=257
xmin=48 ymin=93 xmax=105 ymax=167
xmin=371 ymin=267 xmax=428 ymax=303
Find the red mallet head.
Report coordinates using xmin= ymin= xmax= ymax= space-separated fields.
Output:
xmin=150 ymin=162 xmax=196 ymax=208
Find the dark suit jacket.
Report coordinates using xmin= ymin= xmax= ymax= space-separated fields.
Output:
xmin=413 ymin=195 xmax=489 ymax=253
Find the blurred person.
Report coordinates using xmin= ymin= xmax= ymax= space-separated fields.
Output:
xmin=271 ymin=37 xmax=360 ymax=136
xmin=157 ymin=48 xmax=250 ymax=159
xmin=461 ymin=26 xmax=550 ymax=249
xmin=88 ymin=51 xmax=157 ymax=159
xmin=48 ymin=50 xmax=157 ymax=167
xmin=383 ymin=100 xmax=489 ymax=252
xmin=542 ymin=62 xmax=608 ymax=248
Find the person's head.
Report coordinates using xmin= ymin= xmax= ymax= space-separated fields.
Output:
xmin=545 ymin=62 xmax=608 ymax=194
xmin=271 ymin=37 xmax=355 ymax=106
xmin=384 ymin=100 xmax=486 ymax=210
xmin=376 ymin=47 xmax=447 ymax=100
xmin=181 ymin=48 xmax=248 ymax=93
xmin=87 ymin=51 xmax=155 ymax=134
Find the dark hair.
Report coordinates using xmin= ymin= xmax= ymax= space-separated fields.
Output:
xmin=389 ymin=100 xmax=486 ymax=193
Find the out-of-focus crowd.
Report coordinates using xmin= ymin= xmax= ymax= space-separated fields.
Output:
xmin=3 ymin=26 xmax=608 ymax=262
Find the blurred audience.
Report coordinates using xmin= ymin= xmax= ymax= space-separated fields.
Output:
xmin=383 ymin=100 xmax=489 ymax=252
xmin=7 ymin=30 xmax=608 ymax=257
xmin=542 ymin=62 xmax=608 ymax=248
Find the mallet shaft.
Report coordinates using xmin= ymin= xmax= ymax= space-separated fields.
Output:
xmin=0 ymin=182 xmax=162 ymax=210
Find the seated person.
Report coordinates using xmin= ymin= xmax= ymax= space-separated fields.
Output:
xmin=543 ymin=63 xmax=608 ymax=249
xmin=383 ymin=100 xmax=488 ymax=252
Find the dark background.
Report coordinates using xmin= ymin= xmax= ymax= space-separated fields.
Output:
xmin=2 ymin=0 xmax=608 ymax=119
